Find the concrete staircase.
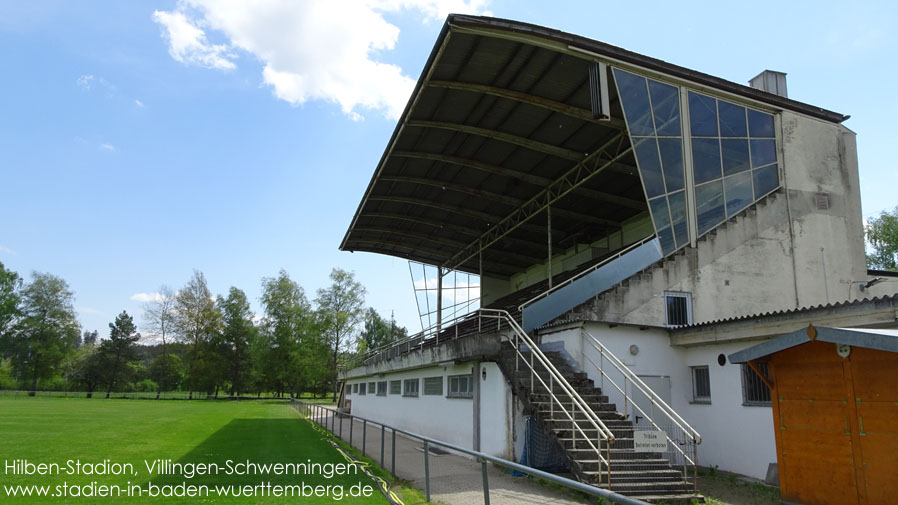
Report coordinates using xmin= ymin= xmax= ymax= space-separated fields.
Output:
xmin=498 ymin=345 xmax=700 ymax=503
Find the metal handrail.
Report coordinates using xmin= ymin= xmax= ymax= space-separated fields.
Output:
xmin=518 ymin=235 xmax=657 ymax=312
xmin=584 ymin=330 xmax=701 ymax=445
xmin=355 ymin=309 xmax=486 ymax=364
xmin=479 ymin=308 xmax=615 ymax=485
xmin=293 ymin=400 xmax=651 ymax=505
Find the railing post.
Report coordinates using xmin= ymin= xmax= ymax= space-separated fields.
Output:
xmin=549 ymin=375 xmax=554 ymax=418
xmin=424 ymin=440 xmax=431 ymax=502
xmin=362 ymin=420 xmax=367 ymax=456
xmin=350 ymin=415 xmax=354 ymax=447
xmin=340 ymin=412 xmax=344 ymax=438
xmin=481 ymin=459 xmax=491 ymax=505
xmin=530 ymin=350 xmax=534 ymax=391
xmin=693 ymin=441 xmax=698 ymax=496
xmin=391 ymin=429 xmax=396 ymax=476
xmin=381 ymin=424 xmax=385 ymax=467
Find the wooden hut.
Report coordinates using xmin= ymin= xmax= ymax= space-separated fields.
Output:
xmin=729 ymin=325 xmax=898 ymax=505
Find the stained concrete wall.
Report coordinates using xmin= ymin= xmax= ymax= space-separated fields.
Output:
xmin=541 ymin=323 xmax=777 ymax=480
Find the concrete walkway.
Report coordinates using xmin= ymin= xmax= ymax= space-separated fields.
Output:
xmin=307 ymin=406 xmax=588 ymax=505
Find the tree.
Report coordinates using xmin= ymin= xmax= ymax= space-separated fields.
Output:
xmin=149 ymin=353 xmax=184 ymax=393
xmin=102 ymin=311 xmax=140 ymax=397
xmin=6 ymin=272 xmax=80 ymax=393
xmin=142 ymin=285 xmax=177 ymax=397
xmin=82 ymin=330 xmax=99 ymax=347
xmin=316 ymin=268 xmax=365 ymax=401
xmin=866 ymin=206 xmax=898 ymax=271
xmin=174 ymin=270 xmax=222 ymax=399
xmin=260 ymin=270 xmax=314 ymax=397
xmin=64 ymin=343 xmax=104 ymax=397
xmin=217 ymin=287 xmax=256 ymax=396
xmin=0 ymin=261 xmax=22 ymax=344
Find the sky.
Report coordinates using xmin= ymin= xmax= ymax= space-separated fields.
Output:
xmin=1 ymin=0 xmax=896 ymax=338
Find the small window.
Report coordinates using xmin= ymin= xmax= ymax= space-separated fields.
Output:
xmin=368 ymin=382 xmax=376 ymax=394
xmin=345 ymin=384 xmax=350 ymax=396
xmin=389 ymin=380 xmax=401 ymax=395
xmin=665 ymin=291 xmax=693 ymax=327
xmin=691 ymin=366 xmax=711 ymax=403
xmin=353 ymin=383 xmax=358 ymax=394
xmin=403 ymin=378 xmax=419 ymax=397
xmin=358 ymin=383 xmax=367 ymax=395
xmin=741 ymin=363 xmax=772 ymax=406
xmin=423 ymin=377 xmax=443 ymax=396
xmin=448 ymin=375 xmax=474 ymax=398
xmin=376 ymin=381 xmax=387 ymax=396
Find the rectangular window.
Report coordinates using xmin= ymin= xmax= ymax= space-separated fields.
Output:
xmin=665 ymin=291 xmax=692 ymax=327
xmin=358 ymin=383 xmax=366 ymax=395
xmin=403 ymin=378 xmax=419 ymax=397
xmin=389 ymin=380 xmax=401 ymax=395
xmin=368 ymin=382 xmax=376 ymax=395
xmin=423 ymin=376 xmax=443 ymax=396
xmin=741 ymin=363 xmax=772 ymax=406
xmin=353 ymin=383 xmax=358 ymax=394
xmin=448 ymin=375 xmax=474 ymax=398
xmin=376 ymin=381 xmax=387 ymax=396
xmin=345 ymin=384 xmax=350 ymax=396
xmin=691 ymin=366 xmax=711 ymax=403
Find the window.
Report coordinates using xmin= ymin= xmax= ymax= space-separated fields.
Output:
xmin=358 ymin=383 xmax=366 ymax=395
xmin=665 ymin=291 xmax=692 ymax=327
xmin=345 ymin=384 xmax=350 ymax=396
xmin=423 ymin=377 xmax=443 ymax=396
xmin=691 ymin=366 xmax=711 ymax=403
xmin=376 ymin=381 xmax=387 ymax=396
xmin=448 ymin=375 xmax=474 ymax=398
xmin=389 ymin=380 xmax=401 ymax=395
xmin=403 ymin=378 xmax=419 ymax=397
xmin=368 ymin=382 xmax=376 ymax=394
xmin=741 ymin=362 xmax=772 ymax=406
xmin=353 ymin=383 xmax=358 ymax=394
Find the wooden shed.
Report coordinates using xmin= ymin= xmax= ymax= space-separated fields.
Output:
xmin=729 ymin=325 xmax=898 ymax=505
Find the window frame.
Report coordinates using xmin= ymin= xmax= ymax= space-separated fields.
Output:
xmin=389 ymin=380 xmax=401 ymax=395
xmin=691 ymin=365 xmax=711 ymax=404
xmin=376 ymin=381 xmax=387 ymax=397
xmin=402 ymin=378 xmax=419 ymax=397
xmin=741 ymin=362 xmax=772 ymax=406
xmin=665 ymin=291 xmax=693 ymax=327
xmin=358 ymin=382 xmax=366 ymax=395
xmin=423 ymin=376 xmax=443 ymax=396
xmin=447 ymin=374 xmax=474 ymax=399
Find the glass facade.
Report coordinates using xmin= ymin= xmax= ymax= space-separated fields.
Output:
xmin=613 ymin=68 xmax=780 ymax=254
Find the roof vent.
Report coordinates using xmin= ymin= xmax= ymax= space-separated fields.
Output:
xmin=749 ymin=70 xmax=788 ymax=98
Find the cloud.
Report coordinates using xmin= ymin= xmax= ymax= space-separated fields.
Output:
xmin=130 ymin=292 xmax=166 ymax=303
xmin=99 ymin=143 xmax=116 ymax=152
xmin=151 ymin=0 xmax=490 ymax=120
xmin=76 ymin=74 xmax=94 ymax=90
xmin=77 ymin=306 xmax=105 ymax=316
xmin=75 ymin=74 xmax=116 ymax=95
xmin=135 ymin=99 xmax=145 ymax=108
xmin=0 ymin=245 xmax=15 ymax=255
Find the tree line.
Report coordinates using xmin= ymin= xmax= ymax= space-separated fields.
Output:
xmin=0 ymin=263 xmax=407 ymax=399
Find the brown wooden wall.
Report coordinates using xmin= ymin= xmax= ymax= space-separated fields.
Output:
xmin=767 ymin=341 xmax=898 ymax=505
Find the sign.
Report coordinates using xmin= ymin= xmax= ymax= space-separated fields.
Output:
xmin=634 ymin=431 xmax=667 ymax=453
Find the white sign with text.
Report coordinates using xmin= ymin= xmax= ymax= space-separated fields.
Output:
xmin=634 ymin=431 xmax=667 ymax=452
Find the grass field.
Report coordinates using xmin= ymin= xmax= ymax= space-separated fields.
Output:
xmin=0 ymin=398 xmax=389 ymax=504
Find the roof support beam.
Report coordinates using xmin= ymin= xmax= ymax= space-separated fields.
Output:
xmin=392 ymin=151 xmax=551 ymax=187
xmin=428 ymin=80 xmax=626 ymax=130
xmin=442 ymin=132 xmax=632 ymax=271
xmin=406 ymin=120 xmax=586 ymax=162
xmin=378 ymin=175 xmax=522 ymax=207
xmin=361 ymin=212 xmax=481 ymax=238
xmin=350 ymin=227 xmax=469 ymax=249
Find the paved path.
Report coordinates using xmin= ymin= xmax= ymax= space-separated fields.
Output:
xmin=306 ymin=406 xmax=588 ymax=505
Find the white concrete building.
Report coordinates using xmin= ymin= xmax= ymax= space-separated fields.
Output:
xmin=337 ymin=15 xmax=898 ymax=501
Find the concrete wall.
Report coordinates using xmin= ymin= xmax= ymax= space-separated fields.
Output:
xmin=541 ymin=323 xmax=777 ymax=479
xmin=567 ymin=112 xmax=869 ymax=328
xmin=344 ymin=361 xmax=513 ymax=458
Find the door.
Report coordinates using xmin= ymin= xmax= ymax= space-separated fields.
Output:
xmin=632 ymin=375 xmax=672 ymax=430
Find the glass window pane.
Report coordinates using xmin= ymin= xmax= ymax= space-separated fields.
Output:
xmin=718 ymin=101 xmax=747 ymax=137
xmin=614 ymin=69 xmax=654 ymax=136
xmin=721 ymin=139 xmax=750 ymax=176
xmin=750 ymin=139 xmax=776 ymax=168
xmin=696 ymin=180 xmax=725 ymax=235
xmin=649 ymin=195 xmax=671 ymax=230
xmin=748 ymin=109 xmax=775 ymax=138
xmin=688 ymin=92 xmax=718 ymax=137
xmin=657 ymin=226 xmax=675 ymax=255
xmin=753 ymin=164 xmax=779 ymax=198
xmin=724 ymin=171 xmax=753 ymax=217
xmin=658 ymin=138 xmax=684 ymax=193
xmin=649 ymin=80 xmax=680 ymax=136
xmin=634 ymin=137 xmax=666 ymax=198
xmin=692 ymin=138 xmax=722 ymax=185
xmin=669 ymin=190 xmax=688 ymax=248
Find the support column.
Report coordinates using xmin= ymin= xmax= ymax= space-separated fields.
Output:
xmin=679 ymin=85 xmax=698 ymax=247
xmin=473 ymin=361 xmax=481 ymax=452
xmin=547 ymin=205 xmax=553 ymax=288
xmin=436 ymin=268 xmax=443 ymax=335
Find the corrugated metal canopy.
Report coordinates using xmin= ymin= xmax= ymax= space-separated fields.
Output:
xmin=340 ymin=15 xmax=848 ymax=279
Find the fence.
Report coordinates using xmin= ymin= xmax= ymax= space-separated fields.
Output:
xmin=292 ymin=399 xmax=650 ymax=505
xmin=0 ymin=390 xmax=290 ymax=401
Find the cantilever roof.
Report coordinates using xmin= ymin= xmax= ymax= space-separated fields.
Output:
xmin=340 ymin=15 xmax=849 ymax=278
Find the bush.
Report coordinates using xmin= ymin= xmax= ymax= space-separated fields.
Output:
xmin=132 ymin=379 xmax=159 ymax=393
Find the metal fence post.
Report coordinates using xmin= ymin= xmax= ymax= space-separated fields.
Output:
xmin=391 ymin=429 xmax=396 ymax=476
xmin=340 ymin=412 xmax=344 ymax=438
xmin=381 ymin=424 xmax=385 ymax=467
xmin=481 ymin=459 xmax=491 ymax=505
xmin=423 ymin=440 xmax=431 ymax=502
xmin=362 ymin=420 xmax=367 ymax=457
xmin=350 ymin=416 xmax=354 ymax=447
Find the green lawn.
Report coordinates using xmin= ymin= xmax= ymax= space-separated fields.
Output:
xmin=0 ymin=398 xmax=388 ymax=504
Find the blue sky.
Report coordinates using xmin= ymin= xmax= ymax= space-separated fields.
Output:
xmin=1 ymin=0 xmax=896 ymax=337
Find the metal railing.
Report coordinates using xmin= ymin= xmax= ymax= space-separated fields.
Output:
xmin=517 ymin=235 xmax=657 ymax=312
xmin=292 ymin=400 xmax=650 ymax=505
xmin=479 ymin=308 xmax=615 ymax=487
xmin=582 ymin=330 xmax=701 ymax=493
